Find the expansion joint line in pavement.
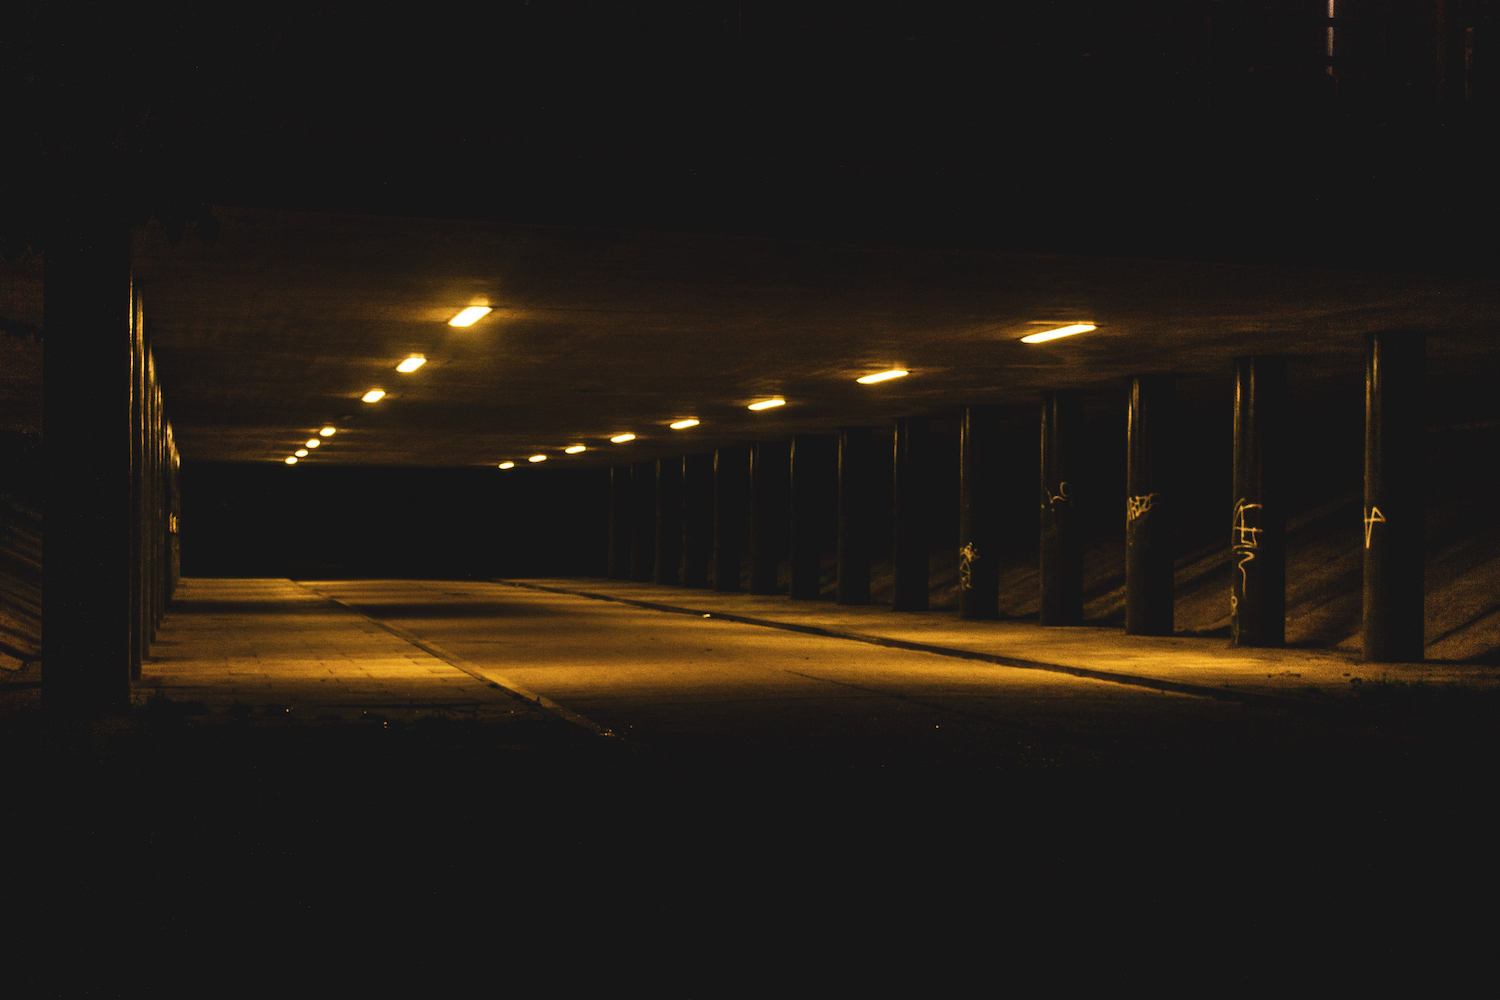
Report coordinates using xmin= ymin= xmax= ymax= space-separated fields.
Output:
xmin=493 ymin=580 xmax=1332 ymax=713
xmin=288 ymin=582 xmax=617 ymax=739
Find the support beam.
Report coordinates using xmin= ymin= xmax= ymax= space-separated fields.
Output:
xmin=630 ymin=461 xmax=656 ymax=582
xmin=959 ymin=405 xmax=1002 ymax=620
xmin=681 ymin=453 xmax=714 ymax=588
xmin=713 ymin=447 xmax=748 ymax=591
xmin=1363 ymin=332 xmax=1426 ymax=662
xmin=1231 ymin=356 xmax=1287 ymax=647
xmin=654 ymin=457 xmax=683 ymax=585
xmin=749 ymin=441 xmax=788 ymax=595
xmin=43 ymin=227 xmax=134 ymax=710
xmin=1039 ymin=391 xmax=1083 ymax=626
xmin=892 ymin=416 xmax=930 ymax=611
xmin=837 ymin=427 xmax=872 ymax=605
xmin=607 ymin=466 xmax=631 ymax=579
xmin=789 ymin=434 xmax=834 ymax=600
xmin=1126 ymin=375 xmax=1175 ymax=636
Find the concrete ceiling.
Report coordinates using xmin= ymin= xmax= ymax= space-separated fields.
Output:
xmin=134 ymin=207 xmax=1500 ymax=469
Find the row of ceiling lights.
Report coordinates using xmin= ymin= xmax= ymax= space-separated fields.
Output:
xmin=282 ymin=312 xmax=1095 ymax=466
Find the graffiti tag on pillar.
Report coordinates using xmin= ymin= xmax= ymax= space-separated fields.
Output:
xmin=1046 ymin=482 xmax=1071 ymax=511
xmin=1364 ymin=506 xmax=1385 ymax=548
xmin=1127 ymin=493 xmax=1157 ymax=521
xmin=1232 ymin=498 xmax=1262 ymax=590
xmin=959 ymin=542 xmax=977 ymax=591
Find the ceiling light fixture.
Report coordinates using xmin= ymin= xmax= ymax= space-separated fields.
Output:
xmin=669 ymin=419 xmax=700 ymax=429
xmin=295 ymin=449 xmax=308 ymax=457
xmin=1020 ymin=323 xmax=1096 ymax=344
xmin=856 ymin=370 xmax=908 ymax=384
xmin=748 ymin=399 xmax=786 ymax=411
xmin=565 ymin=445 xmax=586 ymax=454
xmin=528 ymin=454 xmax=547 ymax=463
xmin=499 ymin=462 xmax=515 ymax=469
xmin=610 ymin=433 xmax=636 ymax=443
xmin=449 ymin=306 xmax=492 ymax=327
xmin=320 ymin=427 xmax=336 ymax=437
xmin=305 ymin=440 xmax=319 ymax=448
xmin=285 ymin=456 xmax=298 ymax=465
xmin=362 ymin=389 xmax=385 ymax=403
xmin=396 ymin=356 xmax=426 ymax=373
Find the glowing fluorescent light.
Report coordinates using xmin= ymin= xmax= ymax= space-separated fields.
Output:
xmin=748 ymin=399 xmax=786 ymax=411
xmin=1020 ymin=324 xmax=1096 ymax=344
xmin=669 ymin=419 xmax=700 ymax=429
xmin=396 ymin=356 xmax=426 ymax=373
xmin=610 ymin=433 xmax=636 ymax=443
xmin=305 ymin=440 xmax=319 ymax=448
xmin=320 ymin=427 xmax=336 ymax=437
xmin=285 ymin=456 xmax=298 ymax=465
xmin=856 ymin=370 xmax=908 ymax=384
xmin=528 ymin=454 xmax=547 ymax=463
xmin=499 ymin=462 xmax=515 ymax=469
xmin=565 ymin=445 xmax=586 ymax=454
xmin=295 ymin=449 xmax=308 ymax=457
xmin=449 ymin=306 xmax=492 ymax=327
xmin=362 ymin=389 xmax=385 ymax=402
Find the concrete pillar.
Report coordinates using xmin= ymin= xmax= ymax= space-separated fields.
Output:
xmin=749 ymin=441 xmax=788 ymax=595
xmin=1363 ymin=333 xmax=1426 ymax=662
xmin=892 ymin=417 xmax=930 ymax=611
xmin=130 ymin=294 xmax=146 ymax=681
xmin=959 ymin=405 xmax=1002 ymax=620
xmin=1126 ymin=375 xmax=1175 ymax=636
xmin=681 ymin=453 xmax=714 ymax=588
xmin=790 ymin=434 xmax=834 ymax=600
xmin=607 ymin=466 xmax=631 ymax=579
xmin=713 ymin=447 xmax=748 ymax=591
xmin=1039 ymin=391 xmax=1083 ymax=626
xmin=630 ymin=461 xmax=656 ymax=582
xmin=837 ymin=427 xmax=872 ymax=605
xmin=43 ymin=227 xmax=135 ymax=710
xmin=654 ymin=457 xmax=683 ymax=585
xmin=1231 ymin=356 xmax=1287 ymax=647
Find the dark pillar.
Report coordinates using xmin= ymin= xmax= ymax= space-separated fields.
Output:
xmin=607 ymin=466 xmax=631 ymax=579
xmin=749 ymin=441 xmax=788 ymax=595
xmin=892 ymin=417 xmax=930 ymax=611
xmin=654 ymin=457 xmax=683 ymax=585
xmin=1126 ymin=375 xmax=1175 ymax=636
xmin=1231 ymin=356 xmax=1287 ymax=647
xmin=681 ymin=454 xmax=714 ymax=588
xmin=837 ymin=427 xmax=872 ymax=605
xmin=959 ymin=406 xmax=1003 ymax=620
xmin=712 ymin=447 xmax=748 ymax=591
xmin=43 ymin=227 xmax=134 ymax=709
xmin=130 ymin=295 xmax=146 ymax=681
xmin=789 ymin=434 xmax=834 ymax=600
xmin=1363 ymin=333 xmax=1426 ymax=662
xmin=1039 ymin=391 xmax=1083 ymax=626
xmin=630 ymin=461 xmax=656 ymax=582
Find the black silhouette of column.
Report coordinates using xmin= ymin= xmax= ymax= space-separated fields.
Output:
xmin=837 ymin=427 xmax=872 ymax=605
xmin=1126 ymin=375 xmax=1175 ymax=636
xmin=1039 ymin=391 xmax=1083 ymax=626
xmin=713 ymin=447 xmax=748 ymax=591
xmin=892 ymin=417 xmax=930 ymax=611
xmin=1363 ymin=332 xmax=1426 ymax=662
xmin=1231 ymin=356 xmax=1287 ymax=647
xmin=43 ymin=226 xmax=134 ymax=709
xmin=608 ymin=466 xmax=631 ymax=579
xmin=959 ymin=405 xmax=1002 ymax=620
xmin=682 ymin=453 xmax=714 ymax=588
xmin=790 ymin=434 xmax=834 ymax=600
xmin=749 ymin=441 xmax=788 ymax=595
xmin=630 ymin=462 xmax=656 ymax=582
xmin=654 ymin=457 xmax=683 ymax=585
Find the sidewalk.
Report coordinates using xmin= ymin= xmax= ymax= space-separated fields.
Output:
xmin=501 ymin=577 xmax=1500 ymax=702
xmin=140 ymin=578 xmax=549 ymax=722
